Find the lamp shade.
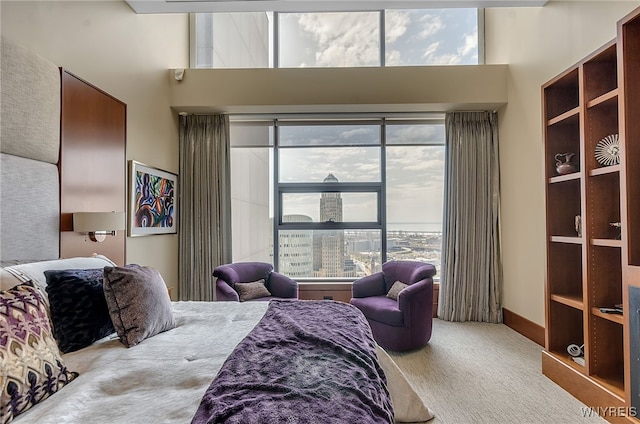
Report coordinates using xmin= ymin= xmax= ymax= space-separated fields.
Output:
xmin=73 ymin=212 xmax=126 ymax=232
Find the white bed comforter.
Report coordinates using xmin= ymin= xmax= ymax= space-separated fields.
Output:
xmin=15 ymin=301 xmax=270 ymax=424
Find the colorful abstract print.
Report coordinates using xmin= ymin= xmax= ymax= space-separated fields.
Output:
xmin=135 ymin=171 xmax=175 ymax=228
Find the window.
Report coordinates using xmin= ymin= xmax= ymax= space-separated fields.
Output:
xmin=192 ymin=9 xmax=481 ymax=68
xmin=230 ymin=117 xmax=444 ymax=279
xmin=278 ymin=12 xmax=380 ymax=68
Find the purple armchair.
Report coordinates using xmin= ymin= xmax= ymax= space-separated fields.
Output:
xmin=214 ymin=262 xmax=298 ymax=302
xmin=350 ymin=261 xmax=436 ymax=352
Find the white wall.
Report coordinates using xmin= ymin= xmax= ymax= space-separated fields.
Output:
xmin=486 ymin=1 xmax=640 ymax=325
xmin=1 ymin=1 xmax=189 ymax=297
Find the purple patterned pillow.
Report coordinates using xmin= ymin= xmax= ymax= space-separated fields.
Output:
xmin=0 ymin=283 xmax=78 ymax=423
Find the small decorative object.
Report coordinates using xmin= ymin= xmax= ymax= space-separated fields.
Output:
xmin=594 ymin=134 xmax=620 ymax=166
xmin=575 ymin=215 xmax=582 ymax=237
xmin=555 ymin=152 xmax=577 ymax=175
xmin=610 ymin=222 xmax=622 ymax=240
xmin=567 ymin=343 xmax=584 ymax=357
xmin=128 ymin=160 xmax=178 ymax=236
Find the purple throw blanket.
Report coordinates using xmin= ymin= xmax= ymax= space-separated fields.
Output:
xmin=192 ymin=300 xmax=394 ymax=424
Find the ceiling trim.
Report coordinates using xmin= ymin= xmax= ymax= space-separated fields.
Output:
xmin=126 ymin=0 xmax=548 ymax=14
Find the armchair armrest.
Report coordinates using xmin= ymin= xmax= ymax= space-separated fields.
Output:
xmin=398 ymin=278 xmax=433 ymax=326
xmin=213 ymin=266 xmax=240 ymax=286
xmin=269 ymin=272 xmax=298 ymax=299
xmin=352 ymin=272 xmax=386 ymax=298
xmin=216 ymin=279 xmax=240 ymax=301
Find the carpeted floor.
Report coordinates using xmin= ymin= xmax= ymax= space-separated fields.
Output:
xmin=387 ymin=319 xmax=607 ymax=424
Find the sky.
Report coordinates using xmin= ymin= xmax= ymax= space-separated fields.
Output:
xmin=279 ymin=9 xmax=478 ymax=67
xmin=276 ymin=124 xmax=445 ymax=226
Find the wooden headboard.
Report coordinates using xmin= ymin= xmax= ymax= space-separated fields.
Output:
xmin=0 ymin=37 xmax=126 ymax=265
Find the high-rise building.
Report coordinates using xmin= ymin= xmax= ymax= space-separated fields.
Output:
xmin=314 ymin=174 xmax=345 ymax=277
xmin=279 ymin=214 xmax=314 ymax=278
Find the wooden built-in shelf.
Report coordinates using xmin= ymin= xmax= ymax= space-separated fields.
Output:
xmin=591 ymin=238 xmax=623 ymax=248
xmin=549 ymin=173 xmax=581 ymax=183
xmin=591 ymin=306 xmax=624 ymax=324
xmin=550 ymin=236 xmax=583 ymax=244
xmin=591 ymin=375 xmax=626 ymax=399
xmin=542 ymin=14 xmax=637 ymax=417
xmin=586 ymin=88 xmax=619 ymax=109
xmin=549 ymin=349 xmax=586 ymax=371
xmin=547 ymin=106 xmax=580 ymax=126
xmin=550 ymin=293 xmax=584 ymax=310
xmin=589 ymin=164 xmax=621 ymax=177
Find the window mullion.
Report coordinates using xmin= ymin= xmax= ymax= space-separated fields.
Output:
xmin=380 ymin=10 xmax=385 ymax=67
xmin=381 ymin=120 xmax=387 ymax=264
xmin=273 ymin=123 xmax=280 ymax=271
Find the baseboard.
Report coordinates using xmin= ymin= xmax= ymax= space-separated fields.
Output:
xmin=502 ymin=308 xmax=545 ymax=347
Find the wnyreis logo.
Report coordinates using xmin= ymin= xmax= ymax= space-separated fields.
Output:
xmin=581 ymin=406 xmax=637 ymax=418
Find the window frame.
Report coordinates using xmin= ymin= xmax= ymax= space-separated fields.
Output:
xmin=230 ymin=115 xmax=444 ymax=280
xmin=191 ymin=8 xmax=484 ymax=68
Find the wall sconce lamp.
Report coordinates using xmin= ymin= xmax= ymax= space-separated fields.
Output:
xmin=73 ymin=212 xmax=126 ymax=242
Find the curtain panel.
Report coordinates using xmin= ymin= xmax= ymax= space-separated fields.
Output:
xmin=439 ymin=112 xmax=502 ymax=323
xmin=178 ymin=115 xmax=232 ymax=301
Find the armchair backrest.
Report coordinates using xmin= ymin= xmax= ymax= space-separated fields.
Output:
xmin=213 ymin=262 xmax=273 ymax=287
xmin=382 ymin=261 xmax=436 ymax=292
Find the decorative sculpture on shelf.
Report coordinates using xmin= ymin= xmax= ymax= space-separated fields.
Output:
xmin=610 ymin=222 xmax=622 ymax=240
xmin=555 ymin=152 xmax=578 ymax=175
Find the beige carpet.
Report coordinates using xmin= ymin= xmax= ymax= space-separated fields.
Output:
xmin=388 ymin=319 xmax=607 ymax=424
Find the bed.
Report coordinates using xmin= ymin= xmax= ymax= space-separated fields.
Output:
xmin=0 ymin=36 xmax=432 ymax=424
xmin=1 ymin=256 xmax=433 ymax=424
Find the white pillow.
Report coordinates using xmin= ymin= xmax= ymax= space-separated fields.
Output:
xmin=2 ymin=254 xmax=116 ymax=303
xmin=376 ymin=344 xmax=434 ymax=423
xmin=0 ymin=267 xmax=23 ymax=291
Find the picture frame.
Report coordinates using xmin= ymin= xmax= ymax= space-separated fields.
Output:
xmin=128 ymin=160 xmax=178 ymax=236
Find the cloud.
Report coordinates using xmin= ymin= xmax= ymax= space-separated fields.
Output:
xmin=385 ymin=10 xmax=410 ymax=43
xmin=417 ymin=14 xmax=444 ymax=39
xmin=459 ymin=32 xmax=478 ymax=61
xmin=296 ymin=12 xmax=379 ymax=67
xmin=340 ymin=127 xmax=375 ymax=141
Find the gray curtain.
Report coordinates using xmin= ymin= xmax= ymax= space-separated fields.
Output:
xmin=439 ymin=112 xmax=502 ymax=323
xmin=178 ymin=115 xmax=232 ymax=301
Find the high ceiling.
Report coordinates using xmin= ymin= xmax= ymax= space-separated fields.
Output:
xmin=125 ymin=0 xmax=548 ymax=14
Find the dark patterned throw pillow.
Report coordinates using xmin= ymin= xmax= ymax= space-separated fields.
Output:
xmin=45 ymin=268 xmax=115 ymax=353
xmin=0 ymin=283 xmax=78 ymax=423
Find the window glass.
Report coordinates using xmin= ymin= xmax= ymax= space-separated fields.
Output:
xmin=230 ymin=147 xmax=273 ymax=263
xmin=278 ymin=147 xmax=380 ymax=183
xmin=229 ymin=118 xmax=445 ymax=279
xmin=278 ymin=12 xmax=380 ymax=67
xmin=230 ymin=122 xmax=274 ymax=146
xmin=386 ymin=145 xmax=444 ymax=277
xmin=279 ymin=125 xmax=380 ymax=146
xmin=282 ymin=192 xmax=379 ymax=223
xmin=279 ymin=229 xmax=382 ymax=278
xmin=385 ymin=9 xmax=478 ymax=66
xmin=195 ymin=12 xmax=271 ymax=68
xmin=386 ymin=123 xmax=445 ymax=145
xmin=193 ymin=9 xmax=480 ymax=68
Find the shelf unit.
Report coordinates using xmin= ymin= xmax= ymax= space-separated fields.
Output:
xmin=543 ymin=6 xmax=640 ymax=421
xmin=619 ymin=7 xmax=640 ymax=414
xmin=543 ymin=38 xmax=627 ymax=411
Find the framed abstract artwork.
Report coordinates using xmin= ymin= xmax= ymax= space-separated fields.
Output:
xmin=128 ymin=160 xmax=177 ymax=236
